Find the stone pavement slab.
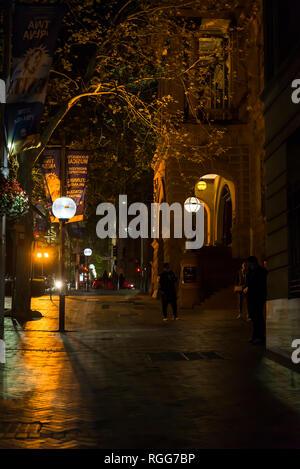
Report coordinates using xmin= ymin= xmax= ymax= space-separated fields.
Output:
xmin=0 ymin=293 xmax=300 ymax=448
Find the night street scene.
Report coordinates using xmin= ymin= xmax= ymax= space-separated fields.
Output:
xmin=1 ymin=0 xmax=300 ymax=456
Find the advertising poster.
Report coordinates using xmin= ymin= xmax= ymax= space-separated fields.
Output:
xmin=39 ymin=147 xmax=61 ymax=223
xmin=5 ymin=5 xmax=64 ymax=154
xmin=66 ymin=149 xmax=89 ymax=223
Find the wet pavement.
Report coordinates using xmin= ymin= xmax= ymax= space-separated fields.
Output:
xmin=1 ymin=291 xmax=300 ymax=449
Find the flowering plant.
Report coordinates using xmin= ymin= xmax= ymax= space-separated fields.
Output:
xmin=0 ymin=178 xmax=29 ymax=219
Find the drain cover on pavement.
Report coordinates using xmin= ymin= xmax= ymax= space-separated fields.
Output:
xmin=148 ymin=351 xmax=223 ymax=362
xmin=0 ymin=422 xmax=42 ymax=439
xmin=148 ymin=352 xmax=187 ymax=361
xmin=200 ymin=351 xmax=223 ymax=359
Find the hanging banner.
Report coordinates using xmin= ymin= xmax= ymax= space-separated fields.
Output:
xmin=40 ymin=147 xmax=61 ymax=223
xmin=40 ymin=148 xmax=89 ymax=223
xmin=66 ymin=150 xmax=89 ymax=223
xmin=5 ymin=5 xmax=65 ymax=154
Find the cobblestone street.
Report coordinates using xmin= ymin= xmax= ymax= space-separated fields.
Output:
xmin=1 ymin=292 xmax=300 ymax=449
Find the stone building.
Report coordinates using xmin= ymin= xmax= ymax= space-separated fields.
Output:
xmin=262 ymin=0 xmax=300 ymax=361
xmin=151 ymin=1 xmax=266 ymax=307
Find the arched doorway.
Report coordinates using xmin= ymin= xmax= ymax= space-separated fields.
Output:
xmin=218 ymin=184 xmax=232 ymax=246
xmin=195 ymin=173 xmax=235 ymax=247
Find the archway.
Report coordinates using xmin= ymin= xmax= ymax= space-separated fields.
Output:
xmin=218 ymin=184 xmax=232 ymax=246
xmin=194 ymin=173 xmax=235 ymax=248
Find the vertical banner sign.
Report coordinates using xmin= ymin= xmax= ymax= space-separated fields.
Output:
xmin=40 ymin=148 xmax=61 ymax=222
xmin=0 ymin=5 xmax=6 ymax=79
xmin=5 ymin=5 xmax=64 ymax=154
xmin=66 ymin=150 xmax=89 ymax=223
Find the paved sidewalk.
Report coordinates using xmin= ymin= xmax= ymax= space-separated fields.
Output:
xmin=0 ymin=293 xmax=300 ymax=448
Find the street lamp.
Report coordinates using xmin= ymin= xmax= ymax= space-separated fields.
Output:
xmin=52 ymin=197 xmax=77 ymax=332
xmin=84 ymin=248 xmax=92 ymax=292
xmin=184 ymin=197 xmax=201 ymax=213
xmin=35 ymin=251 xmax=50 ymax=276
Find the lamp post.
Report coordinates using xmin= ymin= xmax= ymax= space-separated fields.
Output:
xmin=35 ymin=251 xmax=49 ymax=276
xmin=52 ymin=197 xmax=76 ymax=332
xmin=83 ymin=248 xmax=92 ymax=292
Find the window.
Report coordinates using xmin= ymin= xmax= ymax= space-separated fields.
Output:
xmin=184 ymin=18 xmax=233 ymax=122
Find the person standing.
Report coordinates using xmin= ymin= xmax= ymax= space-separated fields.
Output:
xmin=244 ymin=256 xmax=267 ymax=345
xmin=158 ymin=263 xmax=178 ymax=321
xmin=234 ymin=261 xmax=248 ymax=319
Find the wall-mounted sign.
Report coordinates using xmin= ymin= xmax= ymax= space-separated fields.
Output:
xmin=183 ymin=266 xmax=197 ymax=283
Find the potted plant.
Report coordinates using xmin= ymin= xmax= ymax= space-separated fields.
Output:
xmin=0 ymin=177 xmax=29 ymax=220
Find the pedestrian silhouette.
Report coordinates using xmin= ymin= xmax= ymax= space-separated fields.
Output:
xmin=158 ymin=263 xmax=178 ymax=321
xmin=102 ymin=270 xmax=108 ymax=290
xmin=244 ymin=256 xmax=267 ymax=344
xmin=234 ymin=261 xmax=248 ymax=320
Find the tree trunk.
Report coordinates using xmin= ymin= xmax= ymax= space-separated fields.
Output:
xmin=11 ymin=151 xmax=34 ymax=319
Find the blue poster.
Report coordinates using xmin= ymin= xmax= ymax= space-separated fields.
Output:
xmin=5 ymin=5 xmax=64 ymax=154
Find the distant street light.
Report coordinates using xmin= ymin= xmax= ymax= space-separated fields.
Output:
xmin=184 ymin=197 xmax=201 ymax=213
xmin=35 ymin=251 xmax=50 ymax=276
xmin=52 ymin=197 xmax=77 ymax=332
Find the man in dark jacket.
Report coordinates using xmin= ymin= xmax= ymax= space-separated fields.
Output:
xmin=158 ymin=263 xmax=178 ymax=321
xmin=244 ymin=256 xmax=267 ymax=344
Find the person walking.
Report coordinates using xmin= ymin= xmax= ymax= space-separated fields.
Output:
xmin=112 ymin=266 xmax=118 ymax=290
xmin=244 ymin=256 xmax=267 ymax=345
xmin=234 ymin=261 xmax=248 ymax=319
xmin=119 ymin=272 xmax=125 ymax=289
xmin=102 ymin=270 xmax=108 ymax=290
xmin=158 ymin=263 xmax=178 ymax=321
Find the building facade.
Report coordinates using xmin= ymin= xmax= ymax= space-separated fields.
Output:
xmin=262 ymin=0 xmax=300 ymax=360
xmin=151 ymin=1 xmax=266 ymax=307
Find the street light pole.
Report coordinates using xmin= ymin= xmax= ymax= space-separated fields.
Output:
xmin=59 ymin=220 xmax=65 ymax=332
xmin=85 ymin=255 xmax=89 ymax=292
xmin=0 ymin=1 xmax=13 ymax=364
xmin=83 ymin=248 xmax=92 ymax=293
xmin=52 ymin=197 xmax=77 ymax=333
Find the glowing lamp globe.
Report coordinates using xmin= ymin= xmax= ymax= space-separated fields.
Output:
xmin=197 ymin=181 xmax=207 ymax=191
xmin=84 ymin=248 xmax=92 ymax=256
xmin=52 ymin=197 xmax=77 ymax=221
xmin=184 ymin=197 xmax=201 ymax=213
